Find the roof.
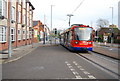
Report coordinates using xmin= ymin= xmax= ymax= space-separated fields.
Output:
xmin=97 ymin=27 xmax=120 ymax=35
xmin=33 ymin=21 xmax=38 ymax=26
xmin=26 ymin=0 xmax=35 ymax=10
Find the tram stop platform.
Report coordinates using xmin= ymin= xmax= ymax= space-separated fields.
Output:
xmin=93 ymin=42 xmax=119 ymax=60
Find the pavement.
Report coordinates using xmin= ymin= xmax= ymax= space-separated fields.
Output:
xmin=0 ymin=41 xmax=119 ymax=64
xmin=93 ymin=42 xmax=120 ymax=59
xmin=0 ymin=41 xmax=54 ymax=64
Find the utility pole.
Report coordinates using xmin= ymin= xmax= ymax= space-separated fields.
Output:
xmin=110 ymin=7 xmax=114 ymax=47
xmin=50 ymin=5 xmax=54 ymax=44
xmin=8 ymin=1 xmax=12 ymax=58
xmin=43 ymin=14 xmax=46 ymax=44
xmin=67 ymin=14 xmax=73 ymax=26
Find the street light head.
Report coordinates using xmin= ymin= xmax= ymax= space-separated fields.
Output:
xmin=109 ymin=7 xmax=113 ymax=8
xmin=67 ymin=14 xmax=74 ymax=16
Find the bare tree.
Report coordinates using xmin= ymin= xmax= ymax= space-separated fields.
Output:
xmin=96 ymin=18 xmax=109 ymax=28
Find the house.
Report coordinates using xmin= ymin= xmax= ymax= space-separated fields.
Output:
xmin=118 ymin=1 xmax=120 ymax=28
xmin=0 ymin=0 xmax=35 ymax=51
xmin=33 ymin=20 xmax=44 ymax=43
xmin=95 ymin=27 xmax=120 ymax=43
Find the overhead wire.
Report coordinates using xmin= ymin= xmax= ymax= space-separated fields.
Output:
xmin=60 ymin=0 xmax=85 ymax=28
xmin=71 ymin=0 xmax=85 ymax=14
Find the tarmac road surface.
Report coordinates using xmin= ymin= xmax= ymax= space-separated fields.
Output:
xmin=2 ymin=45 xmax=118 ymax=80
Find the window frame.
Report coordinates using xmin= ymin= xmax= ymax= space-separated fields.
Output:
xmin=18 ymin=11 xmax=21 ymax=24
xmin=0 ymin=0 xmax=7 ymax=18
xmin=18 ymin=29 xmax=21 ymax=40
xmin=23 ymin=30 xmax=26 ymax=39
xmin=11 ymin=6 xmax=15 ymax=21
xmin=0 ymin=26 xmax=6 ymax=43
xmin=11 ymin=28 xmax=15 ymax=41
xmin=22 ymin=0 xmax=26 ymax=8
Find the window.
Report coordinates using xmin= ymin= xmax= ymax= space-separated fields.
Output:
xmin=18 ymin=0 xmax=21 ymax=5
xmin=18 ymin=11 xmax=21 ymax=23
xmin=29 ymin=14 xmax=32 ymax=27
xmin=11 ymin=28 xmax=15 ymax=41
xmin=12 ymin=6 xmax=15 ymax=21
xmin=27 ymin=3 xmax=29 ymax=11
xmin=23 ymin=30 xmax=26 ymax=39
xmin=30 ymin=10 xmax=32 ymax=15
xmin=0 ymin=26 xmax=6 ymax=42
xmin=0 ymin=0 xmax=7 ymax=17
xmin=18 ymin=29 xmax=21 ymax=40
xmin=0 ymin=0 xmax=2 ymax=16
xmin=22 ymin=15 xmax=26 ymax=24
xmin=74 ymin=27 xmax=92 ymax=41
xmin=23 ymin=0 xmax=26 ymax=8
xmin=27 ymin=17 xmax=29 ymax=26
xmin=29 ymin=31 xmax=32 ymax=38
xmin=27 ymin=30 xmax=29 ymax=39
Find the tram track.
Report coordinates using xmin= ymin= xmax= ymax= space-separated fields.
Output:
xmin=76 ymin=52 xmax=120 ymax=79
xmin=89 ymin=51 xmax=118 ymax=64
xmin=91 ymin=50 xmax=119 ymax=60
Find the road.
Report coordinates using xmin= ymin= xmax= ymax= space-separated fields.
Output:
xmin=2 ymin=45 xmax=119 ymax=80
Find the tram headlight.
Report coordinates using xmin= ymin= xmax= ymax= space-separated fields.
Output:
xmin=75 ymin=42 xmax=78 ymax=44
xmin=88 ymin=42 xmax=92 ymax=44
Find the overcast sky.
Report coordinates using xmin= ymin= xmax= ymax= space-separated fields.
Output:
xmin=31 ymin=0 xmax=119 ymax=30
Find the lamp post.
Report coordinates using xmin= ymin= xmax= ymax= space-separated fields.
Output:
xmin=50 ymin=5 xmax=54 ymax=44
xmin=110 ymin=7 xmax=114 ymax=47
xmin=8 ymin=1 xmax=12 ymax=58
xmin=67 ymin=14 xmax=74 ymax=26
xmin=43 ymin=25 xmax=46 ymax=44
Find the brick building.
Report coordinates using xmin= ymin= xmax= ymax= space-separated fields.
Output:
xmin=95 ymin=27 xmax=120 ymax=43
xmin=33 ymin=20 xmax=44 ymax=43
xmin=33 ymin=20 xmax=50 ymax=43
xmin=118 ymin=1 xmax=120 ymax=29
xmin=0 ymin=0 xmax=35 ymax=51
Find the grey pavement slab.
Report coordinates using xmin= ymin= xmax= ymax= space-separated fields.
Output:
xmin=1 ymin=42 xmax=52 ymax=64
xmin=93 ymin=42 xmax=119 ymax=59
xmin=79 ymin=53 xmax=118 ymax=77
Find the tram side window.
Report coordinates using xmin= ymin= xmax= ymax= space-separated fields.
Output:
xmin=68 ymin=32 xmax=70 ymax=43
xmin=63 ymin=33 xmax=66 ymax=43
xmin=69 ymin=31 xmax=72 ymax=40
xmin=66 ymin=32 xmax=68 ymax=43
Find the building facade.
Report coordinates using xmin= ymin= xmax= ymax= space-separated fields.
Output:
xmin=33 ymin=20 xmax=44 ymax=43
xmin=33 ymin=20 xmax=50 ymax=43
xmin=0 ymin=0 xmax=35 ymax=51
xmin=118 ymin=1 xmax=120 ymax=29
xmin=95 ymin=27 xmax=120 ymax=43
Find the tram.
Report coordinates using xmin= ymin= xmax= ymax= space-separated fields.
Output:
xmin=60 ymin=24 xmax=94 ymax=51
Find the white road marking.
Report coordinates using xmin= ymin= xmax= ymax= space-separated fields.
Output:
xmin=80 ymin=68 xmax=84 ymax=71
xmin=73 ymin=55 xmax=97 ymax=79
xmin=70 ymin=69 xmax=75 ymax=71
xmin=68 ymin=66 xmax=73 ymax=68
xmin=65 ymin=61 xmax=96 ymax=79
xmin=65 ymin=61 xmax=83 ymax=79
xmin=76 ymin=76 xmax=82 ymax=79
xmin=73 ymin=61 xmax=78 ymax=65
xmin=73 ymin=61 xmax=76 ymax=63
xmin=83 ymin=71 xmax=90 ymax=74
xmin=67 ymin=63 xmax=71 ymax=66
xmin=77 ymin=66 xmax=82 ymax=68
xmin=65 ymin=61 xmax=68 ymax=64
xmin=88 ymin=75 xmax=96 ymax=79
xmin=73 ymin=72 xmax=79 ymax=75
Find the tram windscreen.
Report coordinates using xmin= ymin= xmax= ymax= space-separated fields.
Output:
xmin=74 ymin=27 xmax=92 ymax=41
